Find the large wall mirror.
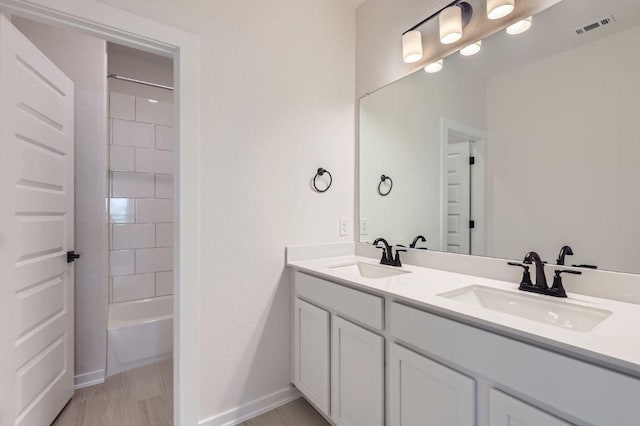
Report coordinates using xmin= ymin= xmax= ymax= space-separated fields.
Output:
xmin=359 ymin=0 xmax=640 ymax=274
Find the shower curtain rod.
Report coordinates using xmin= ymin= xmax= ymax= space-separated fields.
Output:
xmin=107 ymin=73 xmax=174 ymax=91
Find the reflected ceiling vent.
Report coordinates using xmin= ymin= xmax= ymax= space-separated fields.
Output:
xmin=575 ymin=15 xmax=616 ymax=35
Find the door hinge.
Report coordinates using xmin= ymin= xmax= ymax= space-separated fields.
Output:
xmin=469 ymin=156 xmax=476 ymax=165
xmin=67 ymin=250 xmax=80 ymax=263
xmin=469 ymin=220 xmax=475 ymax=229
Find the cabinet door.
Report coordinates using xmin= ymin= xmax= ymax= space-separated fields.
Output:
xmin=331 ymin=316 xmax=384 ymax=426
xmin=489 ymin=389 xmax=571 ymax=426
xmin=293 ymin=298 xmax=331 ymax=415
xmin=389 ymin=344 xmax=475 ymax=426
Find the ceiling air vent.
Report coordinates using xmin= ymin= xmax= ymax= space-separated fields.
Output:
xmin=576 ymin=15 xmax=616 ymax=35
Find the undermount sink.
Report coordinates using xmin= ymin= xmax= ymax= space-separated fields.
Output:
xmin=439 ymin=285 xmax=612 ymax=332
xmin=329 ymin=262 xmax=411 ymax=279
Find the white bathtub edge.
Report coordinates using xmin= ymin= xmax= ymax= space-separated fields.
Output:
xmin=74 ymin=369 xmax=105 ymax=389
xmin=198 ymin=386 xmax=301 ymax=426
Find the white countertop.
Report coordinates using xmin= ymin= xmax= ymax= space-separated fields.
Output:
xmin=288 ymin=254 xmax=640 ymax=377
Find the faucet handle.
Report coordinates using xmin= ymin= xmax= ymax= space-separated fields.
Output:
xmin=572 ymin=264 xmax=598 ymax=269
xmin=508 ymin=262 xmax=530 ymax=272
xmin=375 ymin=246 xmax=388 ymax=263
xmin=554 ymin=269 xmax=582 ymax=277
xmin=551 ymin=269 xmax=582 ymax=298
xmin=508 ymin=262 xmax=533 ymax=289
xmin=393 ymin=248 xmax=407 ymax=267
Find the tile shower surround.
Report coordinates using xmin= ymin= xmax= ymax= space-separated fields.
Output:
xmin=109 ymin=92 xmax=175 ymax=303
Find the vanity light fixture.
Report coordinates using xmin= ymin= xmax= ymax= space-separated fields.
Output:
xmin=439 ymin=5 xmax=463 ymax=44
xmin=506 ymin=16 xmax=532 ymax=35
xmin=460 ymin=40 xmax=482 ymax=56
xmin=402 ymin=30 xmax=423 ymax=63
xmin=401 ymin=1 xmax=473 ymax=62
xmin=148 ymin=99 xmax=159 ymax=104
xmin=424 ymin=59 xmax=444 ymax=73
xmin=487 ymin=0 xmax=514 ymax=20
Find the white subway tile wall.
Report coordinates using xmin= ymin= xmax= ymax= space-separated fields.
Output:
xmin=155 ymin=175 xmax=174 ymax=199
xmin=112 ymin=273 xmax=155 ymax=303
xmin=155 ymin=271 xmax=174 ymax=296
xmin=109 ymin=92 xmax=174 ymax=303
xmin=155 ymin=223 xmax=174 ymax=247
xmin=155 ymin=125 xmax=174 ymax=151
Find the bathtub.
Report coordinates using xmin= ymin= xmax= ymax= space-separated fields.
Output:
xmin=107 ymin=295 xmax=173 ymax=376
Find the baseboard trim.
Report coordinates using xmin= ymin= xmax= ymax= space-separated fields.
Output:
xmin=198 ymin=386 xmax=301 ymax=426
xmin=74 ymin=369 xmax=105 ymax=389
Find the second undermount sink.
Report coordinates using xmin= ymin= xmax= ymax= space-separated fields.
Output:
xmin=329 ymin=262 xmax=411 ymax=279
xmin=439 ymin=285 xmax=612 ymax=332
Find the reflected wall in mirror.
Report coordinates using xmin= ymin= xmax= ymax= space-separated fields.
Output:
xmin=359 ymin=0 xmax=640 ymax=274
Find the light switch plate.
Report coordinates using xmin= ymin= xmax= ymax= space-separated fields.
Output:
xmin=360 ymin=218 xmax=368 ymax=236
xmin=339 ymin=219 xmax=350 ymax=236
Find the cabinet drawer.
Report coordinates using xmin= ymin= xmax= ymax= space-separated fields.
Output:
xmin=390 ymin=302 xmax=640 ymax=425
xmin=489 ymin=389 xmax=570 ymax=426
xmin=295 ymin=272 xmax=384 ymax=331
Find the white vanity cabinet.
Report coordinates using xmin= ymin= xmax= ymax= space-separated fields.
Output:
xmin=331 ymin=317 xmax=384 ymax=426
xmin=389 ymin=344 xmax=475 ymax=426
xmin=291 ymin=269 xmax=640 ymax=426
xmin=391 ymin=301 xmax=640 ymax=426
xmin=293 ymin=298 xmax=331 ymax=415
xmin=292 ymin=271 xmax=385 ymax=425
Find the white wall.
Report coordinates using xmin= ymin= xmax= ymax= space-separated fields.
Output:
xmin=12 ymin=17 xmax=110 ymax=386
xmin=91 ymin=0 xmax=355 ymax=421
xmin=486 ymin=24 xmax=640 ymax=273
xmin=360 ymin=62 xmax=485 ymax=247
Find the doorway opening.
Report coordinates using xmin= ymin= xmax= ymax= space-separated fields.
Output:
xmin=0 ymin=7 xmax=194 ymax=425
xmin=440 ymin=118 xmax=487 ymax=256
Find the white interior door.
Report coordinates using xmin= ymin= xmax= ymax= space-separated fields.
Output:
xmin=0 ymin=15 xmax=75 ymax=426
xmin=445 ymin=141 xmax=471 ymax=254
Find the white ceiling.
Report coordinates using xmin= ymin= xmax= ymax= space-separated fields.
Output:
xmin=446 ymin=0 xmax=640 ymax=80
xmin=350 ymin=0 xmax=368 ymax=8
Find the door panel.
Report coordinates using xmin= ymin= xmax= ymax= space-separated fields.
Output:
xmin=331 ymin=317 xmax=384 ymax=426
xmin=0 ymin=15 xmax=75 ymax=426
xmin=389 ymin=344 xmax=475 ymax=426
xmin=293 ymin=298 xmax=331 ymax=415
xmin=446 ymin=141 xmax=471 ymax=254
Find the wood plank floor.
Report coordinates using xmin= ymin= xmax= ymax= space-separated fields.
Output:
xmin=52 ymin=359 xmax=173 ymax=426
xmin=238 ymin=398 xmax=330 ymax=426
xmin=52 ymin=359 xmax=328 ymax=425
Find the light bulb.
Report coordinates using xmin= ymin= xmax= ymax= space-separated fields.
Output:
xmin=439 ymin=5 xmax=463 ymax=44
xmin=506 ymin=16 xmax=532 ymax=35
xmin=460 ymin=40 xmax=482 ymax=56
xmin=487 ymin=0 xmax=514 ymax=20
xmin=424 ymin=59 xmax=444 ymax=73
xmin=402 ymin=31 xmax=423 ymax=63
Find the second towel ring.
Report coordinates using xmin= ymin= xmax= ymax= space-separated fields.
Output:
xmin=378 ymin=174 xmax=393 ymax=196
xmin=313 ymin=168 xmax=332 ymax=193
